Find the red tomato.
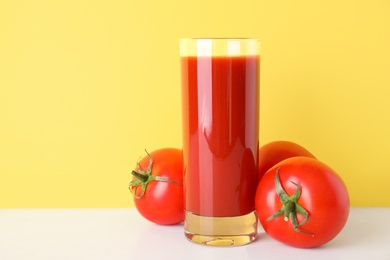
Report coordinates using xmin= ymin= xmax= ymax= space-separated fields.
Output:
xmin=255 ymin=156 xmax=349 ymax=248
xmin=258 ymin=141 xmax=316 ymax=181
xmin=129 ymin=148 xmax=184 ymax=225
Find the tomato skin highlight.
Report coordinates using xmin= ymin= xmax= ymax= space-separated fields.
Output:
xmin=255 ymin=156 xmax=350 ymax=248
xmin=130 ymin=148 xmax=184 ymax=225
xmin=258 ymin=141 xmax=316 ymax=182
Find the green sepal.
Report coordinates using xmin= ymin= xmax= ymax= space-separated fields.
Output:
xmin=128 ymin=150 xmax=182 ymax=199
xmin=267 ymin=168 xmax=314 ymax=236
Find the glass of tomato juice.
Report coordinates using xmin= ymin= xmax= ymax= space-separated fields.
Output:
xmin=180 ymin=38 xmax=260 ymax=246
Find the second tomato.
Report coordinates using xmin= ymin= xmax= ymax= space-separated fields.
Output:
xmin=258 ymin=140 xmax=316 ymax=181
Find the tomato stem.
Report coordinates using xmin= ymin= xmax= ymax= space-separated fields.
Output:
xmin=267 ymin=168 xmax=314 ymax=236
xmin=128 ymin=150 xmax=182 ymax=199
xmin=131 ymin=170 xmax=148 ymax=183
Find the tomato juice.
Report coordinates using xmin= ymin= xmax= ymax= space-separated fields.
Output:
xmin=181 ymin=55 xmax=260 ymax=217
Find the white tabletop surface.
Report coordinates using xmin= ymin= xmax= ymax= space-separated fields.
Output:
xmin=0 ymin=207 xmax=389 ymax=260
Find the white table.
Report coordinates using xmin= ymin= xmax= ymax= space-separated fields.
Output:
xmin=1 ymin=208 xmax=389 ymax=259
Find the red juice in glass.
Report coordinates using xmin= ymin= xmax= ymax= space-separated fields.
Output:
xmin=180 ymin=38 xmax=260 ymax=246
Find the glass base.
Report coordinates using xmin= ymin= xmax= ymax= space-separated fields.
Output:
xmin=184 ymin=210 xmax=258 ymax=246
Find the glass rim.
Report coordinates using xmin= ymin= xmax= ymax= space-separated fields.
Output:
xmin=180 ymin=38 xmax=260 ymax=57
xmin=180 ymin=37 xmax=259 ymax=41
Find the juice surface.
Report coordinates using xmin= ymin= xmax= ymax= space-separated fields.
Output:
xmin=181 ymin=55 xmax=260 ymax=217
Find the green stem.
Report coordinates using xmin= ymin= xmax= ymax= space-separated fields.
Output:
xmin=128 ymin=150 xmax=182 ymax=199
xmin=131 ymin=170 xmax=148 ymax=183
xmin=267 ymin=168 xmax=314 ymax=236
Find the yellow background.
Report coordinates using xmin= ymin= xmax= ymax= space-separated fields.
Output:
xmin=1 ymin=0 xmax=389 ymax=208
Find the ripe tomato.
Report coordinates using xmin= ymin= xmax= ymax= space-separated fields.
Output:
xmin=255 ymin=156 xmax=349 ymax=248
xmin=129 ymin=148 xmax=184 ymax=225
xmin=258 ymin=141 xmax=316 ymax=181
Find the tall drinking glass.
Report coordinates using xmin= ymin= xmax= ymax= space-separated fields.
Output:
xmin=180 ymin=38 xmax=260 ymax=246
